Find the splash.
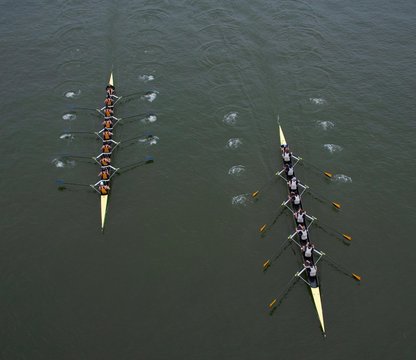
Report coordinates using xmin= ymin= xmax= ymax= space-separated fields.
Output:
xmin=59 ymin=133 xmax=74 ymax=140
xmin=62 ymin=113 xmax=77 ymax=121
xmin=64 ymin=90 xmax=81 ymax=98
xmin=141 ymin=114 xmax=157 ymax=124
xmin=232 ymin=194 xmax=249 ymax=206
xmin=142 ymin=91 xmax=158 ymax=102
xmin=309 ymin=97 xmax=326 ymax=105
xmin=226 ymin=138 xmax=242 ymax=149
xmin=323 ymin=144 xmax=343 ymax=153
xmin=333 ymin=174 xmax=352 ymax=183
xmin=139 ymin=74 xmax=155 ymax=82
xmin=228 ymin=165 xmax=245 ymax=176
xmin=52 ymin=158 xmax=75 ymax=168
xmin=317 ymin=120 xmax=334 ymax=130
xmin=139 ymin=135 xmax=159 ymax=146
xmin=223 ymin=112 xmax=238 ymax=125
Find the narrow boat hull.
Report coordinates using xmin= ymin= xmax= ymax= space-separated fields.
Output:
xmin=278 ymin=123 xmax=326 ymax=335
xmin=101 ymin=194 xmax=108 ymax=230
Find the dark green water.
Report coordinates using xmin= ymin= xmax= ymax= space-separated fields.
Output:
xmin=1 ymin=0 xmax=415 ymax=358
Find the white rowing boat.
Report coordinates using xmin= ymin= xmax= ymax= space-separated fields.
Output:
xmin=278 ymin=123 xmax=325 ymax=335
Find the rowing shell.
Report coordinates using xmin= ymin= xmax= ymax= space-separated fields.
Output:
xmin=100 ymin=72 xmax=114 ymax=230
xmin=278 ymin=123 xmax=326 ymax=335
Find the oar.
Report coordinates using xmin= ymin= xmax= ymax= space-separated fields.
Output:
xmin=262 ymin=237 xmax=291 ymax=271
xmin=268 ymin=274 xmax=300 ymax=313
xmin=120 ymin=112 xmax=150 ymax=120
xmin=60 ymin=154 xmax=95 ymax=161
xmin=117 ymin=156 xmax=154 ymax=174
xmin=251 ymin=172 xmax=281 ymax=198
xmin=259 ymin=208 xmax=286 ymax=234
xmin=305 ymin=187 xmax=341 ymax=209
xmin=299 ymin=158 xmax=333 ymax=178
xmin=66 ymin=105 xmax=98 ymax=113
xmin=55 ymin=179 xmax=91 ymax=189
xmin=322 ymin=253 xmax=361 ymax=281
xmin=313 ymin=218 xmax=352 ymax=241
xmin=120 ymin=132 xmax=154 ymax=146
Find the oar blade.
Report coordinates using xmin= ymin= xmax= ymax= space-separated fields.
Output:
xmin=259 ymin=224 xmax=267 ymax=233
xmin=324 ymin=171 xmax=333 ymax=178
xmin=268 ymin=299 xmax=277 ymax=309
xmin=352 ymin=273 xmax=361 ymax=281
xmin=263 ymin=260 xmax=270 ymax=270
xmin=252 ymin=190 xmax=260 ymax=198
xmin=332 ymin=202 xmax=341 ymax=209
xmin=342 ymin=233 xmax=352 ymax=241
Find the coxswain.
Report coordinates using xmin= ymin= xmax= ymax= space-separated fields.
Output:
xmin=288 ymin=176 xmax=298 ymax=193
xmin=302 ymin=242 xmax=314 ymax=260
xmin=98 ymin=181 xmax=110 ymax=195
xmin=297 ymin=224 xmax=309 ymax=243
xmin=99 ymin=168 xmax=110 ymax=181
xmin=102 ymin=143 xmax=112 ymax=153
xmin=103 ymin=119 xmax=113 ymax=129
xmin=294 ymin=208 xmax=306 ymax=225
xmin=282 ymin=147 xmax=292 ymax=164
xmin=100 ymin=156 xmax=111 ymax=167
xmin=106 ymin=85 xmax=119 ymax=99
xmin=284 ymin=163 xmax=295 ymax=179
xmin=289 ymin=191 xmax=301 ymax=208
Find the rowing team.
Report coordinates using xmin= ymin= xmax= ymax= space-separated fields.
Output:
xmin=98 ymin=84 xmax=119 ymax=196
xmin=281 ymin=144 xmax=318 ymax=279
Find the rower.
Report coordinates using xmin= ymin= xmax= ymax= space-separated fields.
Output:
xmin=104 ymin=97 xmax=113 ymax=108
xmin=99 ymin=168 xmax=110 ymax=181
xmin=297 ymin=224 xmax=309 ymax=243
xmin=282 ymin=147 xmax=292 ymax=164
xmin=102 ymin=119 xmax=113 ymax=129
xmin=99 ymin=156 xmax=112 ymax=167
xmin=98 ymin=181 xmax=110 ymax=195
xmin=294 ymin=208 xmax=306 ymax=225
xmin=101 ymin=143 xmax=112 ymax=154
xmin=302 ymin=242 xmax=315 ymax=260
xmin=284 ymin=163 xmax=295 ymax=179
xmin=104 ymin=108 xmax=114 ymax=118
xmin=288 ymin=176 xmax=299 ymax=193
xmin=102 ymin=129 xmax=113 ymax=141
xmin=289 ymin=191 xmax=301 ymax=209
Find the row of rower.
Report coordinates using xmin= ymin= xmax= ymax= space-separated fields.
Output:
xmin=281 ymin=146 xmax=318 ymax=279
xmin=96 ymin=84 xmax=120 ymax=195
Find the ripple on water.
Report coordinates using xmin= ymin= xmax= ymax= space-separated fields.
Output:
xmin=52 ymin=158 xmax=75 ymax=168
xmin=223 ymin=112 xmax=238 ymax=126
xmin=231 ymin=194 xmax=250 ymax=206
xmin=228 ymin=165 xmax=245 ymax=176
xmin=142 ymin=91 xmax=158 ymax=102
xmin=139 ymin=74 xmax=155 ymax=82
xmin=64 ymin=90 xmax=81 ymax=99
xmin=310 ymin=97 xmax=327 ymax=105
xmin=333 ymin=174 xmax=352 ymax=183
xmin=226 ymin=138 xmax=242 ymax=149
xmin=317 ymin=120 xmax=334 ymax=130
xmin=62 ymin=112 xmax=77 ymax=121
xmin=323 ymin=144 xmax=343 ymax=153
xmin=139 ymin=135 xmax=159 ymax=146
xmin=141 ymin=114 xmax=157 ymax=124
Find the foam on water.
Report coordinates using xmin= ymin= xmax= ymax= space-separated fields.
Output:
xmin=228 ymin=165 xmax=245 ymax=176
xmin=52 ymin=158 xmax=75 ymax=168
xmin=231 ymin=194 xmax=249 ymax=206
xmin=309 ymin=97 xmax=326 ymax=105
xmin=226 ymin=138 xmax=242 ymax=149
xmin=59 ymin=133 xmax=73 ymax=140
xmin=223 ymin=112 xmax=238 ymax=126
xmin=64 ymin=90 xmax=81 ymax=98
xmin=323 ymin=144 xmax=343 ymax=153
xmin=142 ymin=91 xmax=158 ymax=102
xmin=141 ymin=114 xmax=157 ymax=124
xmin=139 ymin=74 xmax=155 ymax=82
xmin=139 ymin=135 xmax=159 ymax=146
xmin=317 ymin=120 xmax=334 ymax=130
xmin=333 ymin=174 xmax=352 ymax=183
xmin=62 ymin=113 xmax=77 ymax=121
